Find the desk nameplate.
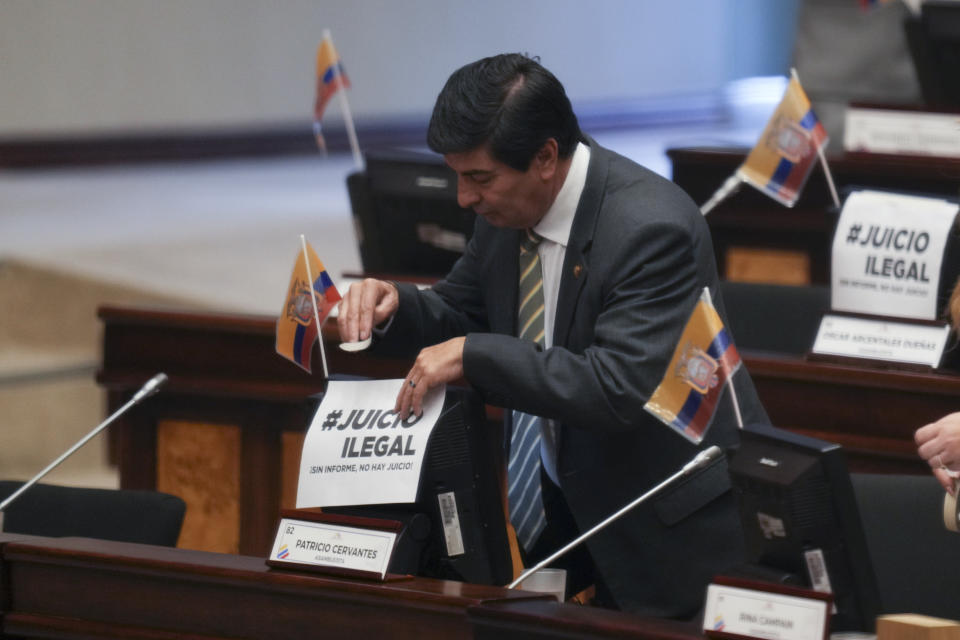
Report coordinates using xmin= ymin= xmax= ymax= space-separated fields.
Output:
xmin=704 ymin=577 xmax=831 ymax=640
xmin=266 ymin=510 xmax=402 ymax=581
xmin=812 ymin=313 xmax=950 ymax=369
xmin=844 ymin=106 xmax=960 ymax=158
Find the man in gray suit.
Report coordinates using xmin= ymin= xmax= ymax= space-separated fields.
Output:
xmin=338 ymin=53 xmax=768 ymax=618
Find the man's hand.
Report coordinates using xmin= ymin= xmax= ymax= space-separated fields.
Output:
xmin=916 ymin=412 xmax=960 ymax=494
xmin=397 ymin=337 xmax=466 ymax=418
xmin=337 ymin=278 xmax=399 ymax=343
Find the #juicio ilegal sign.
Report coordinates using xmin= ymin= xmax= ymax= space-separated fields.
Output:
xmin=296 ymin=379 xmax=444 ymax=509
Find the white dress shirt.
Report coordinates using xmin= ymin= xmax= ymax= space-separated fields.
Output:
xmin=530 ymin=141 xmax=590 ymax=485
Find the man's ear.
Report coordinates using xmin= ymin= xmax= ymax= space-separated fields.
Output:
xmin=534 ymin=138 xmax=559 ymax=180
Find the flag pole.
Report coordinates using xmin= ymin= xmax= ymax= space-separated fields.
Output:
xmin=725 ymin=376 xmax=744 ymax=429
xmin=816 ymin=145 xmax=841 ymax=210
xmin=703 ymin=287 xmax=743 ymax=428
xmin=300 ymin=234 xmax=330 ymax=379
xmin=323 ymin=29 xmax=363 ymax=170
xmin=700 ymin=174 xmax=743 ymax=216
xmin=312 ymin=121 xmax=328 ymax=157
xmin=790 ymin=68 xmax=840 ymax=210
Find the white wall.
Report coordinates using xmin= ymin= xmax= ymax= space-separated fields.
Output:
xmin=0 ymin=0 xmax=798 ymax=137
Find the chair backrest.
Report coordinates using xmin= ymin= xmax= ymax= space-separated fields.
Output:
xmin=0 ymin=481 xmax=185 ymax=547
xmin=720 ymin=281 xmax=831 ymax=355
xmin=851 ymin=473 xmax=960 ymax=619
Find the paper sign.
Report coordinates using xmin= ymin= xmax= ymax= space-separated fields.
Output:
xmin=831 ymin=190 xmax=958 ymax=321
xmin=704 ymin=583 xmax=829 ymax=640
xmin=296 ymin=379 xmax=445 ymax=508
xmin=269 ymin=516 xmax=396 ymax=578
xmin=812 ymin=313 xmax=950 ymax=368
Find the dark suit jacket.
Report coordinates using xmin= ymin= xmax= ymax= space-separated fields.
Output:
xmin=377 ymin=138 xmax=769 ymax=617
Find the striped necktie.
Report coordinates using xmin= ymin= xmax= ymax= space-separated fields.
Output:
xmin=508 ymin=228 xmax=547 ymax=552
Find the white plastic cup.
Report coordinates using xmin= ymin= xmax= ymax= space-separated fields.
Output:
xmin=518 ymin=568 xmax=567 ymax=602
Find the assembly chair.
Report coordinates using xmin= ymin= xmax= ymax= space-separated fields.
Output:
xmin=0 ymin=481 xmax=186 ymax=547
xmin=851 ymin=473 xmax=960 ymax=619
xmin=719 ymin=281 xmax=831 ymax=355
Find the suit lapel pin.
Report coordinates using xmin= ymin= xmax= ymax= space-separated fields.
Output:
xmin=573 ymin=264 xmax=583 ymax=279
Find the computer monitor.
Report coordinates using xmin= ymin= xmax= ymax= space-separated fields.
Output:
xmin=727 ymin=423 xmax=882 ymax=632
xmin=347 ymin=148 xmax=476 ymax=277
xmin=326 ymin=386 xmax=512 ymax=586
xmin=905 ymin=1 xmax=960 ymax=109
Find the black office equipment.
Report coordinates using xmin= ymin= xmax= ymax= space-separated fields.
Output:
xmin=327 ymin=386 xmax=512 ymax=586
xmin=905 ymin=1 xmax=960 ymax=109
xmin=347 ymin=149 xmax=476 ymax=277
xmin=727 ymin=424 xmax=882 ymax=632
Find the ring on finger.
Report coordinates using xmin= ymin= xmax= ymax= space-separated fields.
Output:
xmin=409 ymin=380 xmax=416 ymax=388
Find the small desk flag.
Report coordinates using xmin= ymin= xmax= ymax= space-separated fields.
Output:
xmin=313 ymin=32 xmax=350 ymax=150
xmin=644 ymin=288 xmax=742 ymax=443
xmin=859 ymin=0 xmax=895 ymax=10
xmin=736 ymin=75 xmax=829 ymax=208
xmin=314 ymin=34 xmax=349 ymax=122
xmin=276 ymin=239 xmax=341 ymax=374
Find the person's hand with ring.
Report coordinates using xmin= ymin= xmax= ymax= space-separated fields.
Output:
xmin=396 ymin=337 xmax=466 ymax=419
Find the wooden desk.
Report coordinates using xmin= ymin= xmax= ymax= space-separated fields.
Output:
xmin=0 ymin=534 xmax=589 ymax=640
xmin=470 ymin=599 xmax=701 ymax=640
xmin=668 ymin=147 xmax=960 ymax=284
xmin=745 ymin=354 xmax=950 ymax=474
xmin=97 ymin=305 xmax=941 ymax=555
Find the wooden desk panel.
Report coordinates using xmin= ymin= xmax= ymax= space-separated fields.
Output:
xmin=470 ymin=599 xmax=701 ymax=640
xmin=0 ymin=534 xmax=552 ymax=640
xmin=746 ymin=354 xmax=953 ymax=474
xmin=97 ymin=306 xmax=943 ymax=556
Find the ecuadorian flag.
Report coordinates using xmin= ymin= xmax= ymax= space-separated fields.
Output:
xmin=644 ymin=288 xmax=742 ymax=444
xmin=736 ymin=75 xmax=829 ymax=208
xmin=276 ymin=240 xmax=341 ymax=373
xmin=314 ymin=33 xmax=350 ymax=123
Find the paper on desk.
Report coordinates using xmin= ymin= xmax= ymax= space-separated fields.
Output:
xmin=296 ymin=379 xmax=444 ymax=508
xmin=831 ymin=190 xmax=957 ymax=321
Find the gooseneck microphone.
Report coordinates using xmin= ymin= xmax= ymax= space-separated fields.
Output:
xmin=131 ymin=372 xmax=168 ymax=403
xmin=0 ymin=373 xmax=169 ymax=526
xmin=507 ymin=445 xmax=723 ymax=589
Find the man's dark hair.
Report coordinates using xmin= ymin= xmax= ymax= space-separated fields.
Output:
xmin=426 ymin=53 xmax=582 ymax=171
